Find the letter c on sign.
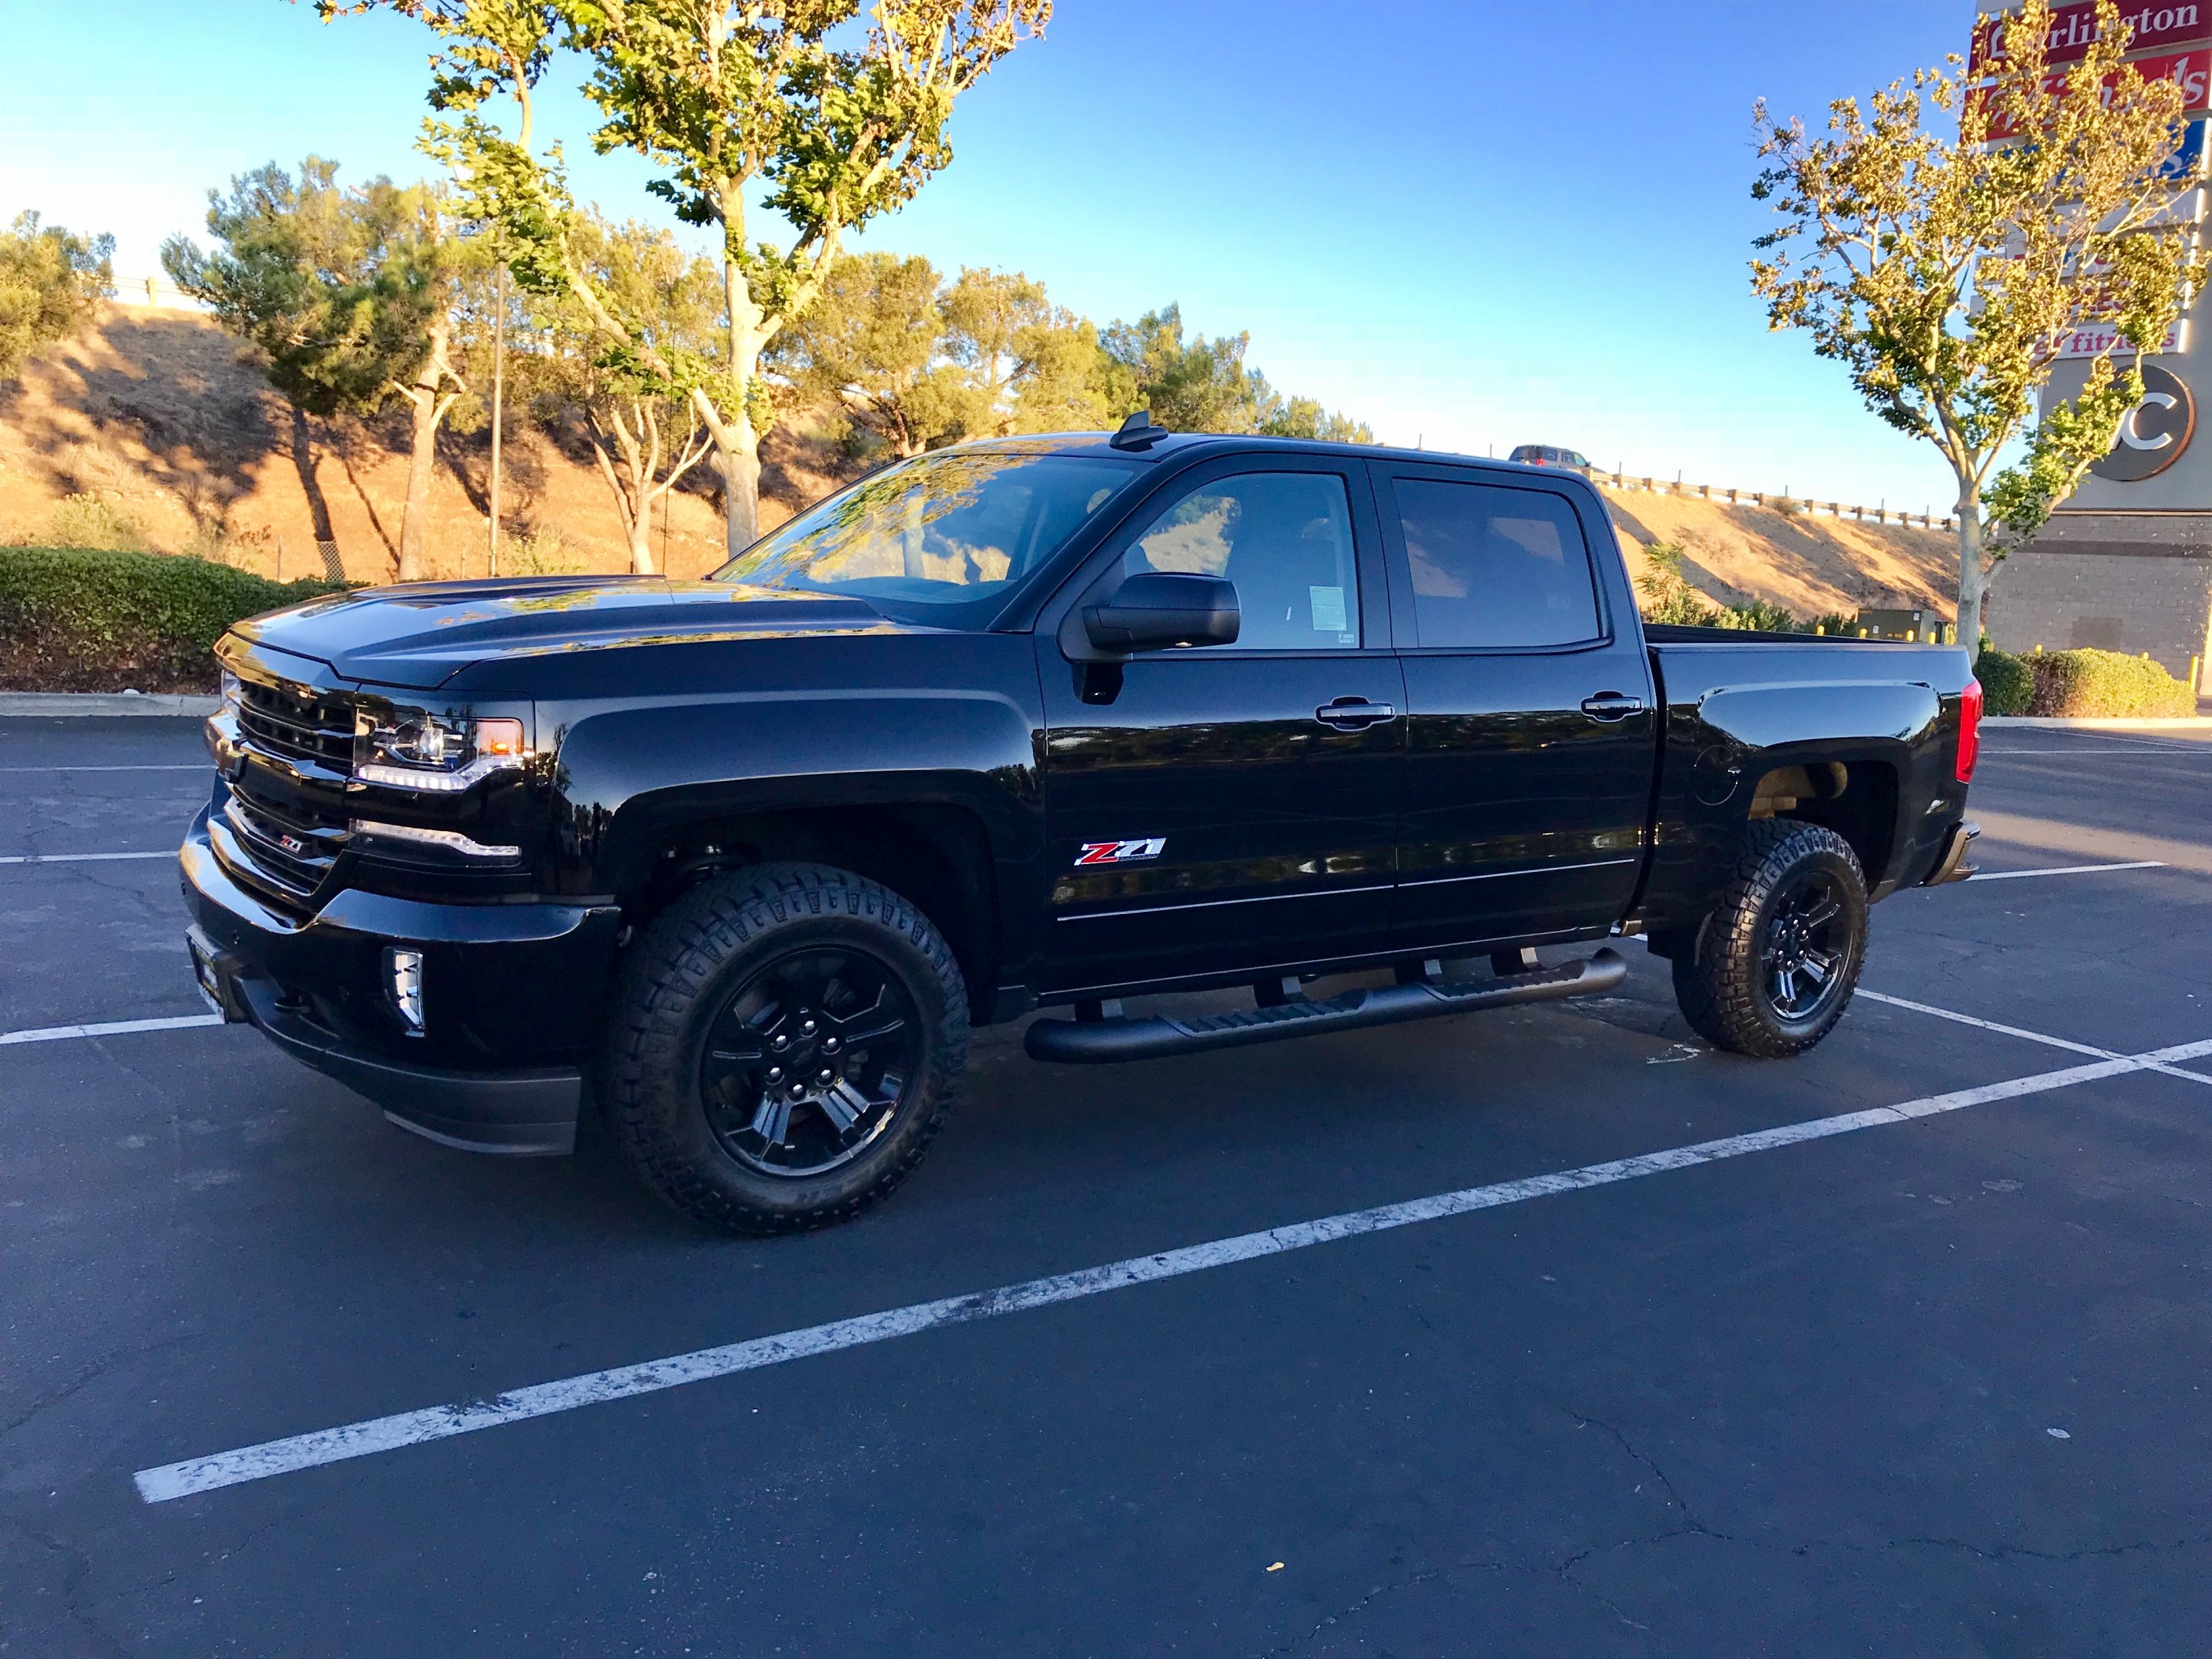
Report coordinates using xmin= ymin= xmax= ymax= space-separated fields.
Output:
xmin=2122 ymin=391 xmax=2180 ymax=449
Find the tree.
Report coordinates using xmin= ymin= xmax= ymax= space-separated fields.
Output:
xmin=1101 ymin=303 xmax=1374 ymax=442
xmin=0 ymin=213 xmax=114 ymax=384
xmin=769 ymin=250 xmax=972 ymax=454
xmin=348 ymin=0 xmax=1050 ymax=559
xmin=939 ymin=264 xmax=1043 ymax=432
xmin=163 ymin=159 xmax=472 ymax=580
xmin=1750 ymin=0 xmax=2208 ymax=646
xmin=1103 ymin=305 xmax=1261 ymax=432
xmin=551 ymin=213 xmax=724 ymax=571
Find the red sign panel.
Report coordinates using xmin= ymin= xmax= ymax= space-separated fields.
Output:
xmin=1972 ymin=3 xmax=2211 ymax=75
xmin=1975 ymin=45 xmax=2212 ymax=137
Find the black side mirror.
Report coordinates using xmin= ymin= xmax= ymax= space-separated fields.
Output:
xmin=1082 ymin=572 xmax=1240 ymax=654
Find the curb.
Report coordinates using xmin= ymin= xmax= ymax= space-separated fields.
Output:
xmin=1984 ymin=715 xmax=2212 ymax=730
xmin=0 ymin=692 xmax=219 ymax=718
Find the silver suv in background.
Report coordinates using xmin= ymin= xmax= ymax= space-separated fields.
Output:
xmin=1508 ymin=444 xmax=1593 ymax=474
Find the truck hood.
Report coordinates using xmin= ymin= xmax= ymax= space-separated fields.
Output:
xmin=228 ymin=576 xmax=909 ymax=690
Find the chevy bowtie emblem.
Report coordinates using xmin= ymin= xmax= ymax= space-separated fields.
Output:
xmin=1075 ymin=837 xmax=1165 ymax=866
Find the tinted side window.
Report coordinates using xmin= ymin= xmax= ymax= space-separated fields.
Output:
xmin=1123 ymin=471 xmax=1360 ymax=651
xmin=1392 ymin=479 xmax=1601 ymax=648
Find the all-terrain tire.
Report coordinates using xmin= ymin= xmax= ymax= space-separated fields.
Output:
xmin=600 ymin=862 xmax=969 ymax=1235
xmin=1671 ymin=820 xmax=1868 ymax=1058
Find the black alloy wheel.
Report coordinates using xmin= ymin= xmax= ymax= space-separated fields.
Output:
xmin=700 ymin=946 xmax=922 ymax=1178
xmin=1671 ymin=819 xmax=1868 ymax=1058
xmin=1761 ymin=866 xmax=1849 ymax=1022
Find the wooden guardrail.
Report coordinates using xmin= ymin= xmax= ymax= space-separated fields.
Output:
xmin=1598 ymin=472 xmax=1955 ymax=531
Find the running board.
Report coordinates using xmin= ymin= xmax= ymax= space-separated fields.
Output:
xmin=1024 ymin=949 xmax=1628 ymax=1065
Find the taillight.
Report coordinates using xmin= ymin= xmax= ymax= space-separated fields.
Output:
xmin=1955 ymin=677 xmax=1982 ymax=783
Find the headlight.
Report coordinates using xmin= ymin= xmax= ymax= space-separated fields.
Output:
xmin=219 ymin=668 xmax=242 ymax=712
xmin=356 ymin=710 xmax=527 ymax=792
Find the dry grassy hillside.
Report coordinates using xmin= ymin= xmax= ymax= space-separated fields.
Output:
xmin=1604 ymin=486 xmax=1956 ymax=621
xmin=3 ymin=306 xmax=1960 ymax=622
xmin=0 ymin=305 xmax=863 ymax=583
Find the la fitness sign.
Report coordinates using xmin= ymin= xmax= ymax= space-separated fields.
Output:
xmin=1972 ymin=3 xmax=2210 ymax=74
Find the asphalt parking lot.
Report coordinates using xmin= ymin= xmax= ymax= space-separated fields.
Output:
xmin=5 ymin=716 xmax=2211 ymax=1657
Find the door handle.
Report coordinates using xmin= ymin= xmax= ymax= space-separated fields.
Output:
xmin=1315 ymin=697 xmax=1398 ymax=730
xmin=1579 ymin=691 xmax=1646 ymax=722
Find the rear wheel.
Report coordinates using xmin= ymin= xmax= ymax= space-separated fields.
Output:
xmin=601 ymin=863 xmax=968 ymax=1234
xmin=1671 ymin=820 xmax=1867 ymax=1058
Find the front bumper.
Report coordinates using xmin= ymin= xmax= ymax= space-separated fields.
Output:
xmin=181 ymin=809 xmax=620 ymax=1156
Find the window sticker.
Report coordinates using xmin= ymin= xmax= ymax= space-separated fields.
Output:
xmin=1308 ymin=584 xmax=1347 ymax=634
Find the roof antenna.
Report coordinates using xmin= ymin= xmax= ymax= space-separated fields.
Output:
xmin=1110 ymin=409 xmax=1169 ymax=451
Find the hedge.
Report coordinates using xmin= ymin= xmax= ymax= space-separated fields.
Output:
xmin=1973 ymin=647 xmax=2035 ymax=716
xmin=2025 ymin=647 xmax=2197 ymax=718
xmin=0 ymin=547 xmax=350 ymax=694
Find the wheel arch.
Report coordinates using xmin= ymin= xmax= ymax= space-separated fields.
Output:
xmin=613 ymin=797 xmax=1003 ymax=1012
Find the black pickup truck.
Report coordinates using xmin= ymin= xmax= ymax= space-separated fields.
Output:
xmin=182 ymin=421 xmax=1982 ymax=1233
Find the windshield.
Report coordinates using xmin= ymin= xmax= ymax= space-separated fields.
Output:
xmin=713 ymin=449 xmax=1145 ymax=611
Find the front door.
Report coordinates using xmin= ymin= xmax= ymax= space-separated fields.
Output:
xmin=1037 ymin=461 xmax=1405 ymax=994
xmin=1373 ymin=465 xmax=1657 ymax=949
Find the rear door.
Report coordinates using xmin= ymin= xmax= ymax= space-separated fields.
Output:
xmin=1035 ymin=458 xmax=1405 ymax=993
xmin=1373 ymin=464 xmax=1655 ymax=947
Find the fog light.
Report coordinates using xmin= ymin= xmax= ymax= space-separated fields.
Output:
xmin=386 ymin=947 xmax=424 ymax=1031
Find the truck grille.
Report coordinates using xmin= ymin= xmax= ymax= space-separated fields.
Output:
xmin=234 ymin=678 xmax=356 ymax=773
xmin=223 ymin=784 xmax=349 ymax=898
xmin=219 ymin=668 xmax=358 ymax=902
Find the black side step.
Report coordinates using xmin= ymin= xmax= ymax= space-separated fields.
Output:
xmin=1025 ymin=949 xmax=1628 ymax=1065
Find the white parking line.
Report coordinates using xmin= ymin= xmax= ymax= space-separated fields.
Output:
xmin=1859 ymin=989 xmax=2212 ymax=1086
xmin=1970 ymin=862 xmax=2165 ymax=881
xmin=0 ymin=851 xmax=174 ymax=864
xmin=134 ymin=1033 xmax=2212 ymax=1505
xmin=0 ymin=764 xmax=205 ymax=773
xmin=2 ymin=1013 xmax=225 ymax=1046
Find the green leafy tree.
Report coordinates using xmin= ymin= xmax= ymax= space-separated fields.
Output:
xmin=770 ymin=250 xmax=972 ymax=455
xmin=1104 ymin=306 xmax=1261 ymax=432
xmin=1101 ymin=303 xmax=1373 ymax=442
xmin=547 ymin=213 xmax=724 ymax=572
xmin=339 ymin=0 xmax=1050 ymax=558
xmin=0 ymin=213 xmax=114 ymax=384
xmin=163 ymin=158 xmax=473 ymax=581
xmin=1750 ymin=0 xmax=2207 ymax=647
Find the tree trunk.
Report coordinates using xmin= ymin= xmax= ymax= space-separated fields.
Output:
xmin=396 ymin=317 xmax=456 ymax=583
xmin=398 ymin=389 xmax=437 ymax=582
xmin=719 ymin=342 xmax=762 ymax=558
xmin=1954 ymin=478 xmax=1987 ymax=654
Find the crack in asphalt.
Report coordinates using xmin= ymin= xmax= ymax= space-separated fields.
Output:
xmin=4 ymin=1522 xmax=132 ymax=1659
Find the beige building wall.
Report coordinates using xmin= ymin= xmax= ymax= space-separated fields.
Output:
xmin=1986 ymin=530 xmax=2212 ymax=677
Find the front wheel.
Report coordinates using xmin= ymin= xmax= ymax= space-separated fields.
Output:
xmin=1671 ymin=820 xmax=1868 ymax=1058
xmin=601 ymin=863 xmax=969 ymax=1234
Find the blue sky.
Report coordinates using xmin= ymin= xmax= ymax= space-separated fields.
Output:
xmin=2 ymin=1 xmax=1968 ymax=510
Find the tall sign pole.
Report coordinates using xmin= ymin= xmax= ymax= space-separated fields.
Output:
xmin=1978 ymin=0 xmax=2212 ymax=687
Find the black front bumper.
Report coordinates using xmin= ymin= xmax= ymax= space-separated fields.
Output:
xmin=181 ymin=810 xmax=620 ymax=1157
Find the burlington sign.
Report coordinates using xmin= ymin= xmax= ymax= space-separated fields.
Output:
xmin=1970 ymin=2 xmax=2210 ymax=73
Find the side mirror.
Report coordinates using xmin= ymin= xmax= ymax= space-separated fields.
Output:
xmin=1082 ymin=571 xmax=1240 ymax=654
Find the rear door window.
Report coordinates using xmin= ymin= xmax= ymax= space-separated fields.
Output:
xmin=1389 ymin=478 xmax=1602 ymax=648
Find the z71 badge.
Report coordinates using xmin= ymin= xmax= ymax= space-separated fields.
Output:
xmin=1075 ymin=837 xmax=1166 ymax=866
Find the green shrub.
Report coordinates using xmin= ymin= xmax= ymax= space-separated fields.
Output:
xmin=1974 ymin=647 xmax=2034 ymax=715
xmin=0 ymin=546 xmax=349 ymax=692
xmin=1634 ymin=541 xmax=1720 ymax=625
xmin=1714 ymin=598 xmax=1803 ymax=633
xmin=2025 ymin=647 xmax=2196 ymax=717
